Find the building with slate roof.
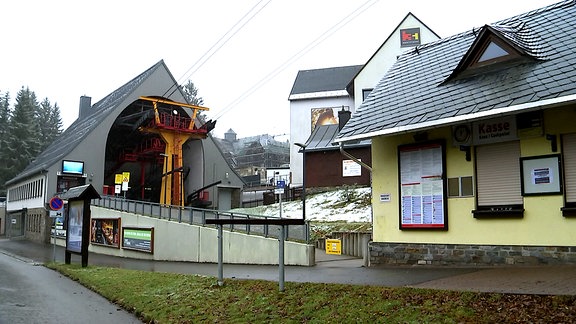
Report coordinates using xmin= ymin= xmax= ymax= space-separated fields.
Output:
xmin=336 ymin=0 xmax=576 ymax=265
xmin=4 ymin=60 xmax=244 ymax=242
xmin=289 ymin=65 xmax=362 ymax=187
xmin=290 ymin=13 xmax=439 ymax=190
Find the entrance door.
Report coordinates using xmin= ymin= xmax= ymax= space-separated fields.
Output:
xmin=218 ymin=188 xmax=232 ymax=211
xmin=8 ymin=211 xmax=25 ymax=238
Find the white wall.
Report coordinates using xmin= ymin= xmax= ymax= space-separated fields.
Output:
xmin=353 ymin=14 xmax=441 ymax=108
xmin=289 ymin=96 xmax=355 ymax=186
xmin=62 ymin=207 xmax=315 ymax=266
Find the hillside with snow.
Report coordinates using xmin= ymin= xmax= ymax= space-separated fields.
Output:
xmin=233 ymin=186 xmax=372 ymax=223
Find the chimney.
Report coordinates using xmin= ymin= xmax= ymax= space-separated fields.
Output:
xmin=79 ymin=96 xmax=92 ymax=119
xmin=338 ymin=106 xmax=351 ymax=130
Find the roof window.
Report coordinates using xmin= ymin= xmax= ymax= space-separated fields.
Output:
xmin=443 ymin=24 xmax=537 ymax=82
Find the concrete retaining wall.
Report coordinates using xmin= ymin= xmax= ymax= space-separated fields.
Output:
xmin=82 ymin=207 xmax=314 ymax=266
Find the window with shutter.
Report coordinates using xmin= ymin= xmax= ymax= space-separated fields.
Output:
xmin=562 ymin=133 xmax=576 ymax=216
xmin=473 ymin=140 xmax=524 ymax=217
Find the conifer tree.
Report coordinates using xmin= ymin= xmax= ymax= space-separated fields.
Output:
xmin=180 ymin=80 xmax=204 ymax=106
xmin=0 ymin=91 xmax=11 ymax=194
xmin=5 ymin=87 xmax=41 ymax=179
xmin=37 ymin=98 xmax=63 ymax=151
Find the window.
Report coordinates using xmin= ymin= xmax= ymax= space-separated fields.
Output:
xmin=470 ymin=36 xmax=518 ymax=69
xmin=562 ymin=133 xmax=576 ymax=216
xmin=448 ymin=176 xmax=474 ymax=197
xmin=478 ymin=41 xmax=510 ymax=62
xmin=362 ymin=88 xmax=373 ymax=101
xmin=474 ymin=141 xmax=524 ymax=217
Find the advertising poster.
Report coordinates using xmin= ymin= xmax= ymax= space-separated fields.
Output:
xmin=311 ymin=107 xmax=338 ymax=131
xmin=122 ymin=227 xmax=154 ymax=253
xmin=90 ymin=218 xmax=120 ymax=248
xmin=66 ymin=200 xmax=84 ymax=253
xmin=399 ymin=142 xmax=447 ymax=229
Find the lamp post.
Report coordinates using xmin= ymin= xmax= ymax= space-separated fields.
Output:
xmin=294 ymin=143 xmax=307 ymax=222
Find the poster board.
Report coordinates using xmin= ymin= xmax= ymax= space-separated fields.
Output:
xmin=66 ymin=200 xmax=84 ymax=253
xmin=122 ymin=227 xmax=154 ymax=253
xmin=520 ymin=154 xmax=562 ymax=196
xmin=398 ymin=141 xmax=447 ymax=230
xmin=90 ymin=218 xmax=121 ymax=248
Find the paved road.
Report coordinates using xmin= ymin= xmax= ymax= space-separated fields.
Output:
xmin=0 ymin=251 xmax=141 ymax=324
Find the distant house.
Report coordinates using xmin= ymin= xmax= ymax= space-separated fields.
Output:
xmin=336 ymin=1 xmax=576 ymax=266
xmin=4 ymin=61 xmax=244 ymax=242
xmin=215 ymin=129 xmax=289 ymax=186
xmin=290 ymin=12 xmax=440 ymax=190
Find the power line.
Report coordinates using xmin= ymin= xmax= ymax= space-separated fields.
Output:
xmin=211 ymin=0 xmax=379 ymax=121
xmin=163 ymin=0 xmax=272 ymax=99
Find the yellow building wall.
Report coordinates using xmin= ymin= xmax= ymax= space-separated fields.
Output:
xmin=372 ymin=106 xmax=576 ymax=246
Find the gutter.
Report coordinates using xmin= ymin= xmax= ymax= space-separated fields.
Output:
xmin=334 ymin=93 xmax=576 ymax=143
xmin=339 ymin=142 xmax=372 ymax=172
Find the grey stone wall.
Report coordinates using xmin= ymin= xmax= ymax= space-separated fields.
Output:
xmin=370 ymin=242 xmax=576 ymax=266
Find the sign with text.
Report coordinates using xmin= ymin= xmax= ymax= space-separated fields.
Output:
xmin=472 ymin=116 xmax=518 ymax=145
xmin=122 ymin=227 xmax=154 ymax=253
xmin=343 ymin=159 xmax=361 ymax=177
xmin=399 ymin=142 xmax=447 ymax=229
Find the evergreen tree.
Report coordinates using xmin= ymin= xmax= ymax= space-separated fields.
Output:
xmin=0 ymin=91 xmax=11 ymax=194
xmin=180 ymin=80 xmax=204 ymax=106
xmin=37 ymin=98 xmax=63 ymax=150
xmin=4 ymin=87 xmax=41 ymax=179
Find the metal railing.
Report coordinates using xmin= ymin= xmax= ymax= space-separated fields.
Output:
xmin=91 ymin=196 xmax=309 ymax=242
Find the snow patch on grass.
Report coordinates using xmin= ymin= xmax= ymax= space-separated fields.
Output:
xmin=232 ymin=187 xmax=372 ymax=223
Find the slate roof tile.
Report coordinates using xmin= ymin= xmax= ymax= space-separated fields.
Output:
xmin=337 ymin=0 xmax=576 ymax=142
xmin=7 ymin=61 xmax=165 ymax=184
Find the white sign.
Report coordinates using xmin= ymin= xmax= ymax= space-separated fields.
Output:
xmin=343 ymin=159 xmax=362 ymax=177
xmin=49 ymin=209 xmax=64 ymax=218
xmin=380 ymin=193 xmax=391 ymax=202
xmin=274 ymin=188 xmax=284 ymax=195
xmin=115 ymin=184 xmax=122 ymax=194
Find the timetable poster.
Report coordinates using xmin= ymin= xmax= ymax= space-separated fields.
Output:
xmin=399 ymin=143 xmax=446 ymax=229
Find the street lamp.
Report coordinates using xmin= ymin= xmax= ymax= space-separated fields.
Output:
xmin=294 ymin=143 xmax=307 ymax=221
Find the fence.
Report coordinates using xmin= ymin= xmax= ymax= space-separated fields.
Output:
xmin=91 ymin=196 xmax=309 ymax=242
xmin=315 ymin=232 xmax=372 ymax=257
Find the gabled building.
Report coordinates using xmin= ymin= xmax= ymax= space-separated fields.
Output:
xmin=336 ymin=0 xmax=576 ymax=265
xmin=290 ymin=12 xmax=440 ymax=190
xmin=289 ymin=65 xmax=362 ymax=187
xmin=348 ymin=12 xmax=440 ymax=109
xmin=5 ymin=60 xmax=244 ymax=242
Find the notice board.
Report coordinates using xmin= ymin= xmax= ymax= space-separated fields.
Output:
xmin=398 ymin=141 xmax=447 ymax=230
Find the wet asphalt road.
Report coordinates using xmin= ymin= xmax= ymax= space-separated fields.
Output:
xmin=0 ymin=252 xmax=141 ymax=324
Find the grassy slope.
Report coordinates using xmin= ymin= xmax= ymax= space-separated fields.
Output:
xmin=48 ymin=263 xmax=576 ymax=323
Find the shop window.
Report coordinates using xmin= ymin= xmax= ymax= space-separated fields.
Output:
xmin=473 ymin=141 xmax=524 ymax=217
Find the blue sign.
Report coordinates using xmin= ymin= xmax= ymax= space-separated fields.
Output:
xmin=276 ymin=180 xmax=286 ymax=188
xmin=49 ymin=197 xmax=64 ymax=211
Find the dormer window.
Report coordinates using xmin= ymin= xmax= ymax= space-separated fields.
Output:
xmin=443 ymin=24 xmax=541 ymax=83
xmin=478 ymin=41 xmax=510 ymax=62
xmin=470 ymin=35 xmax=520 ymax=69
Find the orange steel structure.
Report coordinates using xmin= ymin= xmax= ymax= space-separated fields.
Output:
xmin=138 ymin=96 xmax=211 ymax=206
